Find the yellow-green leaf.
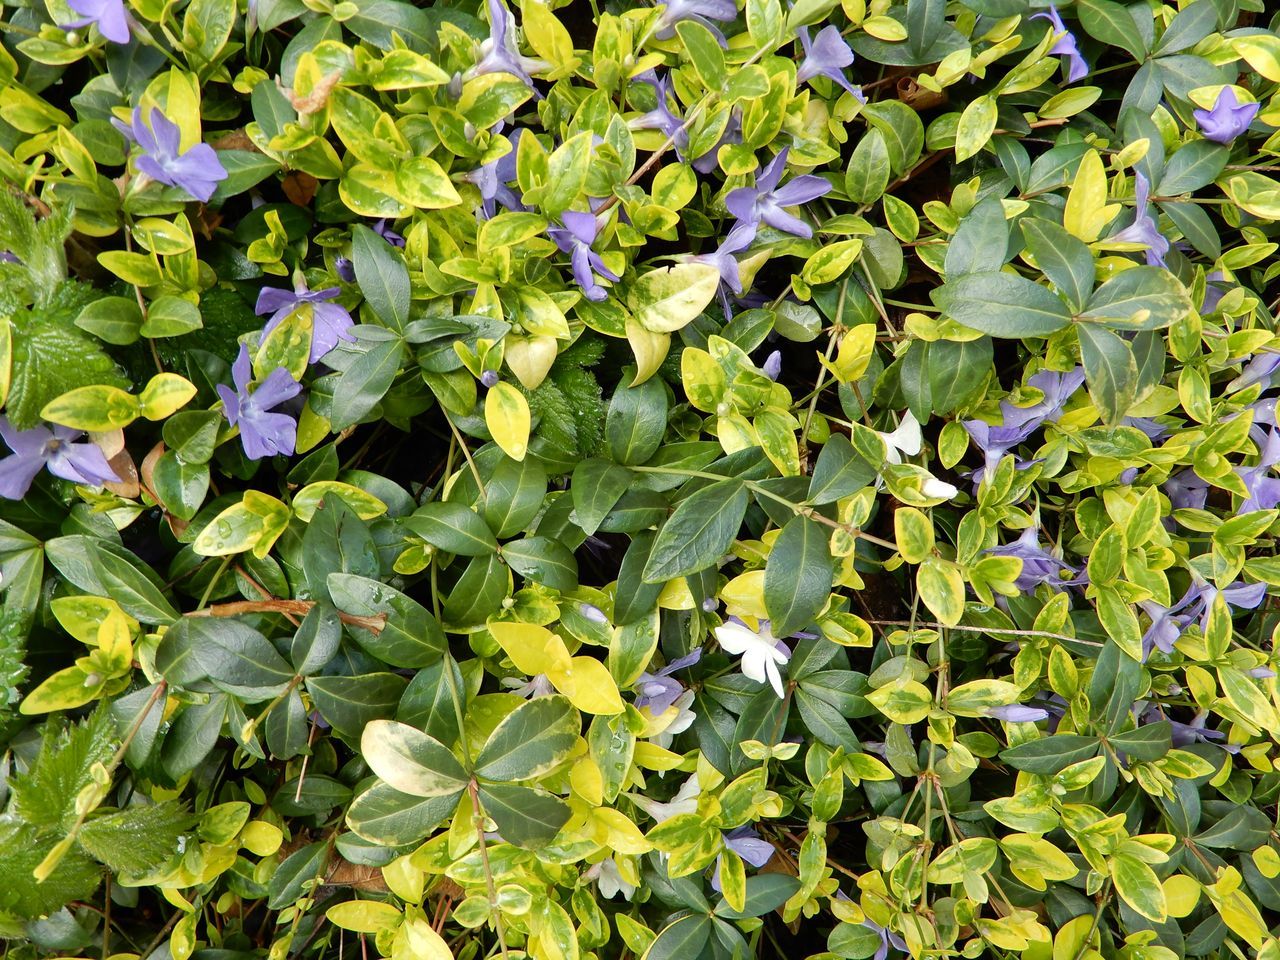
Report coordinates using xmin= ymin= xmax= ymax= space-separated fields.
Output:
xmin=485 ymin=381 xmax=531 ymax=461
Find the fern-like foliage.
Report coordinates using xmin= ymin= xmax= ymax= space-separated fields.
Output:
xmin=527 ymin=336 xmax=606 ymax=460
xmin=9 ymin=708 xmax=117 ymax=833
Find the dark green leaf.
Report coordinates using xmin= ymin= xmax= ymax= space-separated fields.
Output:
xmin=326 ymin=573 xmax=447 ymax=666
xmin=404 ymin=501 xmax=498 ymax=556
xmin=1001 ymin=734 xmax=1100 ymax=774
xmin=940 ymin=271 xmax=1073 ymax=337
xmin=476 ymin=783 xmax=571 ymax=849
xmin=642 ymin=479 xmax=748 ymax=583
xmin=764 ymin=516 xmax=833 ymax=637
xmin=474 ymin=695 xmax=579 ymax=782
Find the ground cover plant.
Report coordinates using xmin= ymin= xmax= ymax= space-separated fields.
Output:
xmin=2 ymin=0 xmax=1280 ymax=957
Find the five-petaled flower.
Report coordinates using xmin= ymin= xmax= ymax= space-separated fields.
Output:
xmin=113 ymin=107 xmax=228 ymax=202
xmin=469 ymin=0 xmax=549 ymax=90
xmin=654 ymin=0 xmax=737 ymax=43
xmin=796 ymin=25 xmax=864 ymax=101
xmin=714 ymin=617 xmax=792 ymax=698
xmin=1193 ymin=87 xmax=1260 ymax=145
xmin=986 ymin=525 xmax=1084 ymax=594
xmin=1110 ymin=172 xmax=1169 ymax=268
xmin=725 ymin=147 xmax=832 ymax=239
xmin=255 ymin=278 xmax=355 ymax=364
xmin=1031 ymin=4 xmax=1088 ymax=83
xmin=547 ymin=211 xmax=619 ymax=302
xmin=217 ymin=345 xmax=303 ymax=460
xmin=66 ymin=0 xmax=130 ymax=44
xmin=0 ymin=418 xmax=119 ymax=500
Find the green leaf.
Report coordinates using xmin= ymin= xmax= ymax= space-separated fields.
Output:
xmin=917 ymin=556 xmax=965 ymax=626
xmin=326 ymin=573 xmax=447 ymax=666
xmin=8 ymin=308 xmax=128 ymax=430
xmin=629 ymin=263 xmax=721 ymax=334
xmin=643 ymin=915 xmax=711 ymax=960
xmin=807 ymin=434 xmax=877 ymax=504
xmin=642 ymin=479 xmax=748 ymax=583
xmin=1111 ymin=853 xmax=1167 ymax=922
xmin=606 ymin=372 xmax=669 ymax=466
xmin=540 ymin=132 xmax=593 ymax=217
xmin=473 ymin=695 xmax=579 ymax=782
xmin=715 ymin=874 xmax=803 ymax=919
xmin=361 ymin=719 xmax=469 ymax=797
xmin=305 ymin=673 xmax=406 ymax=738
xmin=266 ymin=842 xmax=327 ymax=910
xmin=764 ymin=516 xmax=833 ymax=637
xmin=404 ymin=501 xmax=499 ymax=556
xmin=482 ymin=455 xmax=547 ymax=538
xmin=941 ymin=271 xmax=1073 ymax=337
xmin=78 ymin=801 xmax=191 ymax=876
xmin=1077 ymin=0 xmax=1148 ymax=59
xmin=1001 ymin=734 xmax=1100 ymax=774
xmin=326 ymin=328 xmax=406 ymax=430
xmin=845 ymin=129 xmax=890 ymax=205
xmin=944 ymin=196 xmax=1008 ymax=279
xmin=1021 ymin=218 xmax=1095 ymax=312
xmin=347 ymin=782 xmax=458 ymax=846
xmin=1081 ymin=266 xmax=1192 ymax=330
xmin=676 ymin=21 xmax=726 ymax=89
xmin=1157 ymin=140 xmax=1228 ymax=195
xmin=1078 ymin=323 xmax=1138 ymax=424
xmin=954 ymin=94 xmax=998 ymax=162
xmin=0 ymin=822 xmax=101 ymax=921
xmin=10 ymin=708 xmax=116 ymax=832
xmin=571 ymin=458 xmax=633 ymax=535
xmin=352 ymin=224 xmax=410 ymax=332
xmin=476 ymin=783 xmax=571 ymax=848
xmin=500 ymin=536 xmax=579 ymax=592
xmin=156 ymin=618 xmax=294 ymax=701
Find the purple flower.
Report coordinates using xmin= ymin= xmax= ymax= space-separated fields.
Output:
xmin=690 ymin=221 xmax=757 ymax=296
xmin=725 ymin=148 xmax=831 ymax=239
xmin=112 ymin=108 xmax=227 ymax=203
xmin=630 ymin=72 xmax=689 ymax=155
xmin=469 ymin=0 xmax=548 ymax=91
xmin=0 ymin=418 xmax=119 ymax=499
xmin=480 ymin=370 xmax=500 ymax=388
xmin=66 ymin=0 xmax=129 ymax=43
xmin=861 ymin=918 xmax=910 ymax=960
xmin=0 ymin=251 xmax=20 ymax=264
xmin=1228 ymin=351 xmax=1280 ymax=393
xmin=372 ymin=219 xmax=405 ymax=248
xmin=334 ymin=257 xmax=356 ymax=283
xmin=962 ymin=419 xmax=1037 ymax=486
xmin=985 ymin=527 xmax=1082 ymax=593
xmin=634 ymin=650 xmax=702 ymax=714
xmin=217 ymin=345 xmax=303 ymax=460
xmin=1000 ymin=367 xmax=1086 ymax=431
xmin=1031 ymin=5 xmax=1088 ymax=83
xmin=1193 ymin=87 xmax=1260 ymax=145
xmin=655 ymin=0 xmax=736 ymax=44
xmin=255 ymin=278 xmax=355 ymax=364
xmin=1177 ymin=575 xmax=1267 ymax=633
xmin=1110 ymin=172 xmax=1169 ymax=268
xmin=712 ymin=826 xmax=774 ymax=891
xmin=1138 ymin=598 xmax=1192 ymax=659
xmin=1123 ymin=416 xmax=1170 ymax=441
xmin=1236 ymin=429 xmax=1280 ymax=513
xmin=762 ymin=350 xmax=782 ymax=381
xmin=986 ymin=704 xmax=1050 ymax=723
xmin=547 ymin=211 xmax=619 ymax=302
xmin=463 ymin=131 xmax=525 ymax=218
xmin=796 ymin=26 xmax=864 ymax=101
xmin=1164 ymin=469 xmax=1210 ymax=511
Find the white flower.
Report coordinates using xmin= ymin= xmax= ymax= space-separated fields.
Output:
xmin=500 ymin=673 xmax=555 ymax=698
xmin=878 ymin=410 xmax=922 ymax=464
xmin=590 ymin=858 xmax=637 ymax=900
xmin=920 ymin=476 xmax=959 ymax=500
xmin=651 ymin=689 xmax=697 ymax=749
xmin=629 ymin=774 xmax=700 ymax=823
xmin=714 ymin=619 xmax=791 ymax=698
